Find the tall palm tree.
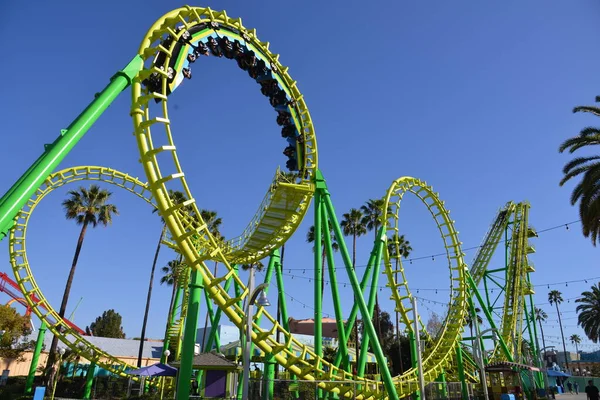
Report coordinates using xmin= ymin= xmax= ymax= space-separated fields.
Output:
xmin=199 ymin=209 xmax=223 ymax=351
xmin=360 ymin=199 xmax=389 ymax=341
xmin=137 ymin=190 xmax=187 ymax=367
xmin=387 ymin=233 xmax=412 ymax=372
xmin=306 ymin=221 xmax=339 ymax=300
xmin=569 ymin=334 xmax=582 ymax=356
xmin=535 ymin=307 xmax=548 ymax=355
xmin=341 ymin=208 xmax=367 ymax=369
xmin=549 ymin=290 xmax=569 ymax=371
xmin=46 ymin=185 xmax=118 ymax=377
xmin=559 ymin=96 xmax=600 ymax=245
xmin=575 ymin=282 xmax=600 ymax=342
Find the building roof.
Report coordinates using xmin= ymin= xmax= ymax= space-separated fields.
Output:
xmin=171 ymin=352 xmax=240 ymax=370
xmin=21 ymin=332 xmax=162 ymax=359
xmin=288 ymin=317 xmax=342 ymax=339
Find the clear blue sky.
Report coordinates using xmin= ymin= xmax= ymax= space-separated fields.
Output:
xmin=1 ymin=0 xmax=599 ymax=354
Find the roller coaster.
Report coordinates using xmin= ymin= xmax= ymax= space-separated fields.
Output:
xmin=0 ymin=6 xmax=544 ymax=400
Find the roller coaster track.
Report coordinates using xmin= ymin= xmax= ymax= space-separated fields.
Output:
xmin=0 ymin=5 xmax=543 ymax=399
xmin=382 ymin=177 xmax=468 ymax=395
xmin=463 ymin=202 xmax=538 ymax=364
xmin=0 ymin=272 xmax=84 ymax=332
xmin=9 ymin=167 xmax=159 ymax=379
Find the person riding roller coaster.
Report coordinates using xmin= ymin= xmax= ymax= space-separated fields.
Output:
xmin=141 ymin=26 xmax=303 ymax=173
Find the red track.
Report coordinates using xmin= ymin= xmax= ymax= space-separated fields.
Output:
xmin=0 ymin=272 xmax=86 ymax=335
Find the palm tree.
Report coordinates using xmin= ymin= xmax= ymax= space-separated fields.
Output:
xmin=137 ymin=190 xmax=187 ymax=367
xmin=160 ymin=258 xmax=185 ymax=333
xmin=341 ymin=208 xmax=367 ymax=367
xmin=558 ymin=96 xmax=600 ymax=245
xmin=360 ymin=199 xmax=389 ymax=341
xmin=306 ymin=221 xmax=339 ymax=300
xmin=387 ymin=234 xmax=412 ymax=372
xmin=575 ymin=282 xmax=600 ymax=342
xmin=535 ymin=307 xmax=548 ymax=355
xmin=570 ymin=334 xmax=582 ymax=356
xmin=46 ymin=185 xmax=118 ymax=377
xmin=549 ymin=290 xmax=569 ymax=371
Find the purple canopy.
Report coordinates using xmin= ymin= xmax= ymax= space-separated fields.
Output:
xmin=127 ymin=363 xmax=177 ymax=377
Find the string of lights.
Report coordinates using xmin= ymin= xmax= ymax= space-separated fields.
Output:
xmin=275 ymin=269 xmax=598 ymax=297
xmin=282 ymin=218 xmax=582 ymax=271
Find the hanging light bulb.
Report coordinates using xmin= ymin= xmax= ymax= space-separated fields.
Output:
xmin=432 ymin=256 xmax=435 ymax=261
xmin=566 ymin=224 xmax=569 ymax=230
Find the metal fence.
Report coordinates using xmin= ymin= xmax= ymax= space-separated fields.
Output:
xmin=242 ymin=378 xmax=478 ymax=400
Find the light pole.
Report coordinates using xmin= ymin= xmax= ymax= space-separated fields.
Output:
xmin=241 ymin=266 xmax=270 ymax=400
xmin=539 ymin=346 xmax=556 ymax=394
xmin=411 ymin=298 xmax=426 ymax=400
xmin=161 ymin=350 xmax=171 ymax=400
xmin=472 ymin=328 xmax=500 ymax=400
xmin=50 ymin=347 xmax=66 ymax=400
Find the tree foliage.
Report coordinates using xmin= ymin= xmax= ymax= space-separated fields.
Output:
xmin=558 ymin=96 xmax=600 ymax=245
xmin=88 ymin=309 xmax=126 ymax=338
xmin=0 ymin=305 xmax=35 ymax=361
xmin=576 ymin=283 xmax=600 ymax=343
xmin=427 ymin=312 xmax=444 ymax=338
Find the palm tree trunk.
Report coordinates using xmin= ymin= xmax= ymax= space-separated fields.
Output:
xmin=556 ymin=303 xmax=569 ymax=371
xmin=394 ymin=257 xmax=403 ymax=373
xmin=352 ymin=233 xmax=359 ymax=374
xmin=137 ymin=224 xmax=166 ymax=367
xmin=537 ymin=319 xmax=547 ymax=363
xmin=167 ymin=283 xmax=177 ymax=328
xmin=46 ymin=221 xmax=89 ymax=380
xmin=373 ymin=224 xmax=382 ymax=342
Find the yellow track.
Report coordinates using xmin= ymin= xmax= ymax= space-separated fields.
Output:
xmin=8 ymin=166 xmax=158 ymax=379
xmin=4 ymin=7 xmax=478 ymax=399
xmin=382 ymin=177 xmax=468 ymax=394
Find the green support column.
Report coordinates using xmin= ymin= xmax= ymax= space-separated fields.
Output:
xmin=456 ymin=345 xmax=469 ymax=400
xmin=0 ymin=56 xmax=143 ymax=239
xmin=263 ymin=358 xmax=276 ymax=400
xmin=319 ymin=170 xmax=398 ymax=400
xmin=332 ymin=238 xmax=377 ymax=370
xmin=357 ymin=228 xmax=385 ymax=377
xmin=409 ymin=331 xmax=421 ymax=400
xmin=321 ymin=207 xmax=348 ymax=371
xmin=176 ymin=269 xmax=203 ymax=400
xmin=25 ymin=320 xmax=46 ymax=394
xmin=83 ymin=362 xmax=96 ymax=399
xmin=437 ymin=370 xmax=448 ymax=399
xmin=313 ymin=183 xmax=323 ymax=400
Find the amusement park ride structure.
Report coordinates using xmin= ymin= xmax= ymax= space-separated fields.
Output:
xmin=0 ymin=6 xmax=544 ymax=400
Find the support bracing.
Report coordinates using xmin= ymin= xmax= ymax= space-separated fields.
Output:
xmin=319 ymin=170 xmax=399 ymax=400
